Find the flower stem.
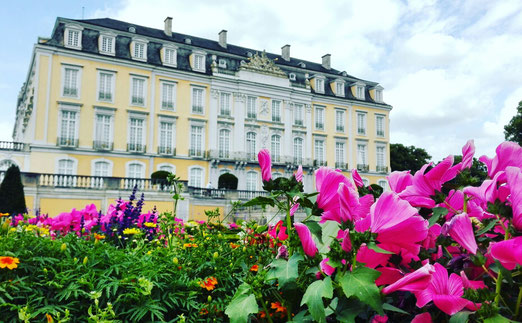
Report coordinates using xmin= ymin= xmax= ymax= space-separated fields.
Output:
xmin=515 ymin=286 xmax=522 ymax=319
xmin=286 ymin=199 xmax=292 ymax=257
xmin=260 ymin=300 xmax=274 ymax=323
xmin=494 ymin=271 xmax=502 ymax=306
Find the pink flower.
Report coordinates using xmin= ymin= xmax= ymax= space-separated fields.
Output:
xmin=505 ymin=166 xmax=522 ymax=230
xmin=375 ymin=267 xmax=403 ymax=286
xmin=289 ymin=196 xmax=300 ymax=216
xmin=268 ymin=220 xmax=288 ymax=241
xmin=337 ymin=229 xmax=352 ymax=252
xmin=479 ymin=141 xmax=522 ymax=178
xmin=371 ymin=315 xmax=388 ymax=323
xmin=356 ymin=244 xmax=390 ymax=268
xmin=438 ymin=189 xmax=464 ymax=220
xmin=460 ymin=140 xmax=475 ymax=170
xmin=490 ymin=237 xmax=522 ymax=270
xmin=351 ymin=169 xmax=364 ymax=188
xmin=258 ymin=149 xmax=272 ymax=182
xmin=320 ymin=258 xmax=336 ymax=276
xmin=294 ymin=165 xmax=303 ymax=182
xmin=411 ymin=313 xmax=432 ymax=323
xmin=464 ymin=171 xmax=505 ymax=209
xmin=316 ymin=167 xmax=354 ymax=223
xmin=382 ymin=263 xmax=435 ymax=295
xmin=294 ymin=223 xmax=318 ymax=257
xmin=442 ymin=213 xmax=477 ymax=255
xmin=422 ymin=224 xmax=441 ymax=249
xmin=460 ymin=271 xmax=486 ymax=289
xmin=387 ymin=171 xmax=413 ymax=194
xmin=414 ymin=263 xmax=472 ymax=315
xmin=228 ymin=222 xmax=239 ymax=229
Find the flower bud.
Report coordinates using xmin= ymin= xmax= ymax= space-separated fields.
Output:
xmin=172 ymin=257 xmax=179 ymax=265
xmin=60 ymin=243 xmax=67 ymax=252
xmin=207 ymin=295 xmax=212 ymax=302
xmin=83 ymin=256 xmax=88 ymax=265
xmin=213 ymin=252 xmax=219 ymax=259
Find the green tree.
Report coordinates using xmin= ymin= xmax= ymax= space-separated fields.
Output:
xmin=390 ymin=143 xmax=431 ymax=172
xmin=0 ymin=165 xmax=27 ymax=215
xmin=504 ymin=101 xmax=522 ymax=145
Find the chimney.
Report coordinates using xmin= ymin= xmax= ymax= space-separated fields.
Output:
xmin=281 ymin=44 xmax=290 ymax=61
xmin=219 ymin=30 xmax=227 ymax=48
xmin=164 ymin=17 xmax=172 ymax=37
xmin=322 ymin=54 xmax=331 ymax=70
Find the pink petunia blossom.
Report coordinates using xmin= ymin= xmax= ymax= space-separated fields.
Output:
xmin=319 ymin=258 xmax=336 ymax=276
xmin=387 ymin=170 xmax=413 ymax=194
xmin=460 ymin=140 xmax=475 ymax=170
xmin=505 ymin=166 xmax=522 ymax=230
xmin=441 ymin=213 xmax=477 ymax=255
xmin=351 ymin=168 xmax=364 ymax=188
xmin=258 ymin=149 xmax=272 ymax=182
xmin=294 ymin=223 xmax=318 ymax=257
xmin=490 ymin=237 xmax=522 ymax=270
xmin=382 ymin=263 xmax=435 ymax=295
xmin=479 ymin=141 xmax=522 ymax=178
xmin=294 ymin=165 xmax=303 ymax=183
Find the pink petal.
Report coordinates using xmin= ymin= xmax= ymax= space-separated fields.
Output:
xmin=340 ymin=228 xmax=352 ymax=252
xmin=338 ymin=182 xmax=360 ymax=223
xmin=425 ymin=155 xmax=454 ymax=189
xmin=294 ymin=165 xmax=303 ymax=183
xmin=490 ymin=237 xmax=522 ymax=270
xmin=505 ymin=166 xmax=522 ymax=230
xmin=460 ymin=271 xmax=486 ymax=290
xmin=432 ymin=295 xmax=469 ymax=316
xmin=485 ymin=141 xmax=522 ymax=178
xmin=382 ymin=263 xmax=434 ymax=294
xmin=461 ymin=140 xmax=475 ymax=170
xmin=294 ymin=223 xmax=318 ymax=257
xmin=356 ymin=244 xmax=390 ymax=268
xmin=442 ymin=213 xmax=477 ymax=255
xmin=411 ymin=313 xmax=432 ymax=323
xmin=370 ymin=192 xmax=419 ymax=232
xmin=351 ymin=168 xmax=364 ymax=188
xmin=320 ymin=258 xmax=336 ymax=276
xmin=387 ymin=171 xmax=413 ymax=193
xmin=258 ymin=149 xmax=272 ymax=182
xmin=375 ymin=267 xmax=403 ymax=286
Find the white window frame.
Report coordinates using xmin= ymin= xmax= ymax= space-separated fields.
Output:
xmin=98 ymin=32 xmax=116 ymax=56
xmin=335 ymin=81 xmax=345 ymax=97
xmin=91 ymin=159 xmax=113 ymax=177
xmin=376 ymin=114 xmax=385 ymax=137
xmin=189 ymin=121 xmax=205 ymax=157
xmin=188 ymin=166 xmax=205 ymax=188
xmin=191 ymin=86 xmax=205 ymax=114
xmin=64 ymin=24 xmax=83 ymax=50
xmin=93 ymin=107 xmax=115 ymax=150
xmin=126 ymin=161 xmax=146 ymax=178
xmin=335 ymin=109 xmax=345 ymax=133
xmin=246 ymin=131 xmax=257 ymax=161
xmin=272 ymin=100 xmax=281 ymax=122
xmin=161 ymin=45 xmax=178 ymax=67
xmin=130 ymin=76 xmax=147 ymax=107
xmin=219 ymin=92 xmax=232 ymax=117
xmin=357 ymin=142 xmax=368 ymax=167
xmin=131 ymin=38 xmax=148 ymax=62
xmin=335 ymin=141 xmax=346 ymax=168
xmin=314 ymin=138 xmax=325 ymax=164
xmin=355 ymin=82 xmax=365 ymax=100
xmin=157 ymin=163 xmax=176 ymax=174
xmin=271 ymin=134 xmax=281 ymax=163
xmin=375 ymin=88 xmax=383 ymax=103
xmin=218 ymin=58 xmax=227 ymax=68
xmin=158 ymin=117 xmax=176 ymax=155
xmin=293 ymin=137 xmax=304 ymax=164
xmin=57 ymin=103 xmax=80 ymax=147
xmin=61 ymin=64 xmax=82 ymax=99
xmin=219 ymin=128 xmax=231 ymax=159
xmin=160 ymin=80 xmax=176 ymax=111
xmin=246 ymin=171 xmax=258 ymax=191
xmin=378 ymin=179 xmax=388 ymax=191
xmin=127 ymin=113 xmax=147 ymax=152
xmin=55 ymin=157 xmax=78 ymax=175
xmin=376 ymin=144 xmax=386 ymax=170
xmin=191 ymin=51 xmax=206 ymax=72
xmin=246 ymin=96 xmax=257 ymax=119
xmin=315 ymin=106 xmax=325 ymax=130
xmin=294 ymin=103 xmax=304 ymax=126
xmin=97 ymin=70 xmax=115 ymax=103
xmin=357 ymin=112 xmax=367 ymax=135
xmin=315 ymin=77 xmax=325 ymax=94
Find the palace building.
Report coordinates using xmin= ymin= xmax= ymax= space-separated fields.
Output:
xmin=4 ymin=17 xmax=392 ymax=218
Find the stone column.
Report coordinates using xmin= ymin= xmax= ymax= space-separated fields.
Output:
xmin=233 ymin=92 xmax=246 ymax=154
xmin=209 ymin=89 xmax=219 ymax=157
xmin=305 ymin=104 xmax=312 ymax=160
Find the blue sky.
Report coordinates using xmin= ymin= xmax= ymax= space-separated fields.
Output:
xmin=1 ymin=0 xmax=521 ymax=161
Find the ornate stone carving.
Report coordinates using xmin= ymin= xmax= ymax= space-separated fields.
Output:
xmin=305 ymin=104 xmax=312 ymax=113
xmin=233 ymin=92 xmax=246 ymax=103
xmin=210 ymin=89 xmax=220 ymax=99
xmin=260 ymin=125 xmax=269 ymax=148
xmin=240 ymin=51 xmax=287 ymax=78
xmin=259 ymin=99 xmax=269 ymax=117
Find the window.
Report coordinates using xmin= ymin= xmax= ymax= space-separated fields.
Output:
xmin=246 ymin=132 xmax=257 ymax=161
xmin=162 ymin=46 xmax=177 ymax=67
xmin=376 ymin=115 xmax=385 ymax=137
xmin=57 ymin=159 xmax=75 ymax=175
xmin=247 ymin=96 xmax=257 ymax=119
xmin=336 ymin=110 xmax=345 ymax=132
xmin=99 ymin=34 xmax=115 ymax=55
xmin=294 ymin=104 xmax=304 ymax=126
xmin=246 ymin=171 xmax=258 ymax=191
xmin=62 ymin=67 xmax=80 ymax=98
xmin=362 ymin=178 xmax=370 ymax=186
xmin=58 ymin=110 xmax=78 ymax=147
xmin=64 ymin=26 xmax=82 ymax=49
xmin=356 ymin=85 xmax=365 ymax=99
xmin=315 ymin=78 xmax=324 ymax=93
xmin=93 ymin=161 xmax=110 ymax=177
xmin=94 ymin=113 xmax=113 ymax=150
xmin=336 ymin=82 xmax=345 ymax=96
xmin=272 ymin=100 xmax=281 ymax=122
xmin=335 ymin=142 xmax=346 ymax=169
xmin=314 ymin=139 xmax=325 ymax=166
xmin=357 ymin=143 xmax=368 ymax=171
xmin=376 ymin=146 xmax=386 ymax=172
xmin=192 ymin=53 xmax=205 ymax=72
xmin=189 ymin=167 xmax=203 ymax=188
xmin=375 ymin=89 xmax=383 ymax=102
xmin=159 ymin=164 xmax=175 ymax=173
xmin=128 ymin=162 xmax=144 ymax=178
xmin=315 ymin=106 xmax=325 ymax=130
xmin=293 ymin=137 xmax=303 ymax=164
xmin=98 ymin=72 xmax=114 ymax=102
xmin=159 ymin=121 xmax=174 ymax=154
xmin=161 ymin=82 xmax=176 ymax=110
xmin=132 ymin=40 xmax=147 ymax=61
xmin=131 ymin=77 xmax=146 ymax=106
xmin=219 ymin=129 xmax=230 ymax=158
xmin=219 ymin=92 xmax=231 ymax=116
xmin=271 ymin=135 xmax=281 ymax=163
xmin=190 ymin=125 xmax=203 ymax=157
xmin=357 ymin=112 xmax=367 ymax=135
xmin=378 ymin=179 xmax=387 ymax=191
xmin=128 ymin=117 xmax=145 ymax=152
xmin=191 ymin=87 xmax=204 ymax=114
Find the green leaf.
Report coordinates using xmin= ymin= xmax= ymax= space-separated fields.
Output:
xmin=475 ymin=219 xmax=498 ymax=236
xmin=429 ymin=207 xmax=448 ymax=227
xmin=367 ymin=242 xmax=394 ymax=254
xmin=318 ymin=221 xmax=340 ymax=254
xmin=483 ymin=314 xmax=515 ymax=323
xmin=449 ymin=311 xmax=472 ymax=323
xmin=382 ymin=303 xmax=409 ymax=315
xmin=339 ymin=267 xmax=383 ymax=314
xmin=304 ymin=221 xmax=323 ymax=243
xmin=267 ymin=253 xmax=303 ymax=289
xmin=336 ymin=299 xmax=365 ymax=323
xmin=225 ymin=283 xmax=259 ymax=323
xmin=300 ymin=276 xmax=333 ymax=323
xmin=242 ymin=196 xmax=275 ymax=207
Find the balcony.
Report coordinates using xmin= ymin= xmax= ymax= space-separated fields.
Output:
xmin=357 ymin=164 xmax=369 ymax=172
xmin=127 ymin=143 xmax=146 ymax=153
xmin=98 ymin=92 xmax=112 ymax=101
xmin=272 ymin=155 xmax=281 ymax=163
xmin=376 ymin=165 xmax=388 ymax=173
xmin=219 ymin=150 xmax=230 ymax=159
xmin=158 ymin=146 xmax=175 ymax=155
xmin=313 ymin=159 xmax=327 ymax=167
xmin=161 ymin=101 xmax=174 ymax=110
xmin=93 ymin=140 xmax=113 ymax=151
xmin=293 ymin=157 xmax=303 ymax=165
xmin=336 ymin=126 xmax=345 ymax=132
xmin=219 ymin=110 xmax=231 ymax=117
xmin=63 ymin=87 xmax=78 ymax=97
xmin=57 ymin=137 xmax=78 ymax=148
xmin=315 ymin=122 xmax=324 ymax=130
xmin=246 ymin=152 xmax=257 ymax=161
xmin=377 ymin=130 xmax=385 ymax=137
xmin=0 ymin=141 xmax=27 ymax=151
xmin=357 ymin=128 xmax=366 ymax=135
xmin=335 ymin=162 xmax=349 ymax=170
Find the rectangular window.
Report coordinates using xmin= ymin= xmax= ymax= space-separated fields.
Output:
xmin=63 ymin=68 xmax=79 ymax=97
xmin=134 ymin=42 xmax=146 ymax=59
xmin=58 ymin=110 xmax=77 ymax=146
xmin=376 ymin=89 xmax=383 ymax=102
xmin=356 ymin=85 xmax=365 ymax=99
xmin=58 ymin=159 xmax=74 ymax=175
xmin=336 ymin=110 xmax=345 ymax=132
xmin=94 ymin=162 xmax=110 ymax=177
xmin=246 ymin=132 xmax=257 ymax=161
xmin=189 ymin=168 xmax=203 ymax=187
xmin=357 ymin=112 xmax=366 ymax=135
xmin=131 ymin=77 xmax=145 ymax=106
xmin=219 ymin=129 xmax=230 ymax=158
xmin=194 ymin=54 xmax=204 ymax=71
xmin=164 ymin=48 xmax=177 ymax=66
xmin=219 ymin=92 xmax=231 ymax=116
xmin=101 ymin=36 xmax=113 ymax=54
xmin=316 ymin=78 xmax=324 ymax=93
xmin=376 ymin=146 xmax=386 ymax=172
xmin=314 ymin=140 xmax=325 ymax=165
xmin=336 ymin=82 xmax=345 ymax=96
xmin=98 ymin=72 xmax=113 ymax=102
xmin=192 ymin=87 xmax=204 ymax=114
xmin=335 ymin=142 xmax=346 ymax=169
xmin=294 ymin=104 xmax=304 ymax=126
xmin=247 ymin=96 xmax=257 ymax=119
xmin=66 ymin=29 xmax=80 ymax=48
xmin=246 ymin=172 xmax=258 ymax=191
xmin=271 ymin=135 xmax=281 ymax=163
xmin=293 ymin=138 xmax=303 ymax=164
xmin=272 ymin=100 xmax=281 ymax=122
xmin=159 ymin=121 xmax=174 ymax=154
xmin=376 ymin=115 xmax=385 ymax=137
xmin=357 ymin=143 xmax=368 ymax=171
xmin=128 ymin=118 xmax=145 ymax=152
xmin=94 ymin=114 xmax=112 ymax=150
xmin=190 ymin=125 xmax=203 ymax=157
xmin=315 ymin=106 xmax=324 ymax=130
xmin=161 ymin=82 xmax=175 ymax=110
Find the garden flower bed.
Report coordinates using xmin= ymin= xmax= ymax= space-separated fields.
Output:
xmin=1 ymin=140 xmax=521 ymax=322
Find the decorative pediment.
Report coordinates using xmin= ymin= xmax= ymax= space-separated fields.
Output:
xmin=240 ymin=51 xmax=287 ymax=78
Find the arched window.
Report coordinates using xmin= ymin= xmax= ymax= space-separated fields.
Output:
xmin=246 ymin=132 xmax=256 ymax=160
xmin=0 ymin=159 xmax=15 ymax=171
xmin=159 ymin=164 xmax=175 ymax=174
xmin=378 ymin=179 xmax=387 ymax=191
xmin=189 ymin=167 xmax=204 ymax=188
xmin=127 ymin=162 xmax=144 ymax=178
xmin=246 ymin=171 xmax=258 ymax=191
xmin=219 ymin=129 xmax=231 ymax=158
xmin=362 ymin=178 xmax=370 ymax=187
xmin=293 ymin=137 xmax=303 ymax=164
xmin=57 ymin=159 xmax=75 ymax=174
xmin=271 ymin=135 xmax=281 ymax=162
xmin=93 ymin=161 xmax=110 ymax=177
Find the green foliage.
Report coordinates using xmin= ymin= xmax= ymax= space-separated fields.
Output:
xmin=218 ymin=173 xmax=238 ymax=189
xmin=390 ymin=143 xmax=431 ymax=172
xmin=504 ymin=100 xmax=522 ymax=145
xmin=225 ymin=283 xmax=258 ymax=323
xmin=267 ymin=253 xmax=303 ymax=290
xmin=0 ymin=165 xmax=27 ymax=215
xmin=300 ymin=276 xmax=333 ymax=323
xmin=339 ymin=266 xmax=383 ymax=315
xmin=150 ymin=170 xmax=171 ymax=180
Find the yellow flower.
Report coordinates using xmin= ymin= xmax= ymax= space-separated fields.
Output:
xmin=123 ymin=228 xmax=141 ymax=235
xmin=144 ymin=222 xmax=157 ymax=228
xmin=25 ymin=225 xmax=38 ymax=232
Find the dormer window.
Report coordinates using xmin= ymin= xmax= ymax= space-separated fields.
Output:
xmin=218 ymin=58 xmax=227 ymax=68
xmin=289 ymin=73 xmax=296 ymax=81
xmin=161 ymin=45 xmax=177 ymax=67
xmin=64 ymin=24 xmax=83 ymax=50
xmin=373 ymin=85 xmax=384 ymax=103
xmin=99 ymin=33 xmax=115 ymax=56
xmin=191 ymin=51 xmax=206 ymax=72
xmin=353 ymin=82 xmax=365 ymax=100
xmin=335 ymin=81 xmax=345 ymax=97
xmin=315 ymin=77 xmax=325 ymax=94
xmin=131 ymin=38 xmax=148 ymax=61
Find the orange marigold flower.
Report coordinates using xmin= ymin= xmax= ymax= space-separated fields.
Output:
xmin=0 ymin=212 xmax=9 ymax=218
xmin=250 ymin=264 xmax=259 ymax=272
xmin=230 ymin=242 xmax=240 ymax=249
xmin=0 ymin=256 xmax=20 ymax=270
xmin=46 ymin=313 xmax=54 ymax=323
xmin=199 ymin=276 xmax=218 ymax=291
xmin=199 ymin=307 xmax=208 ymax=315
xmin=271 ymin=302 xmax=287 ymax=313
xmin=94 ymin=233 xmax=105 ymax=240
xmin=258 ymin=310 xmax=267 ymax=318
